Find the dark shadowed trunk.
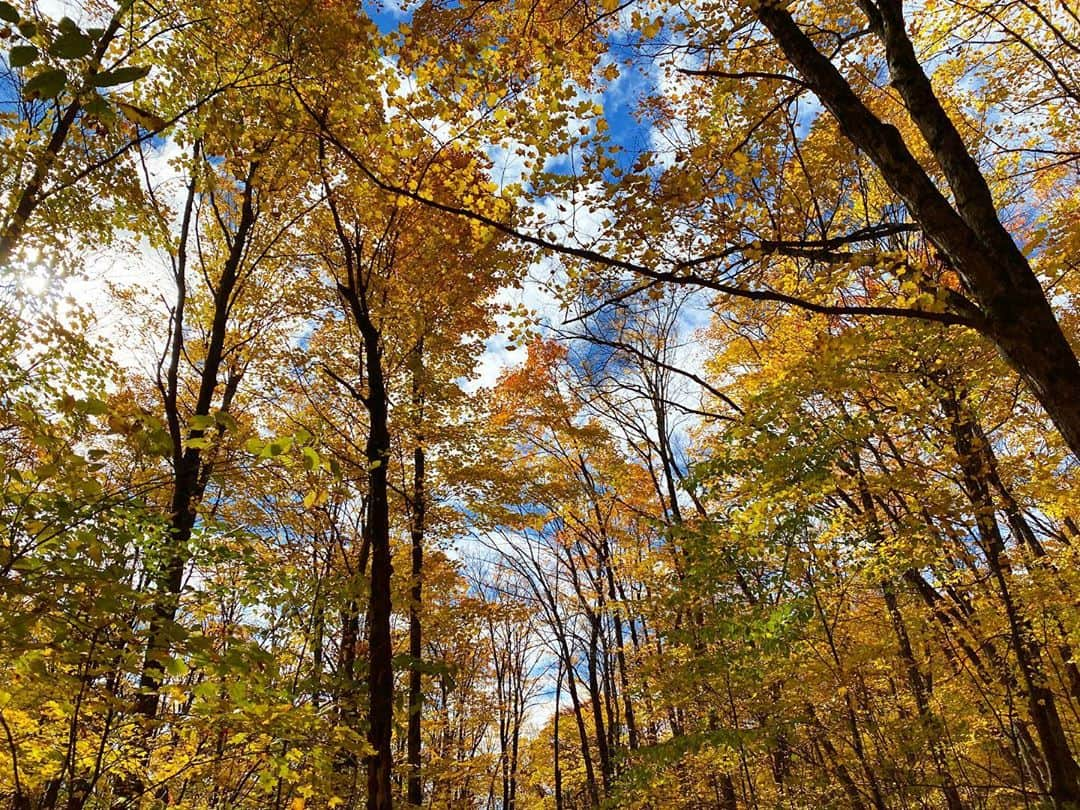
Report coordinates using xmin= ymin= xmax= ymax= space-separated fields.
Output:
xmin=407 ymin=341 xmax=426 ymax=808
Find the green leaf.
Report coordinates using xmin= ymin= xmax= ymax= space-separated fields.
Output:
xmin=189 ymin=414 xmax=215 ymax=431
xmin=17 ymin=20 xmax=35 ymax=37
xmin=165 ymin=657 xmax=189 ymax=677
xmin=9 ymin=45 xmax=38 ymax=67
xmin=82 ymin=89 xmax=114 ymax=121
xmin=49 ymin=29 xmax=93 ymax=59
xmin=78 ymin=396 xmax=109 ymax=415
xmin=89 ymin=64 xmax=150 ymax=86
xmin=23 ymin=67 xmax=66 ymax=99
xmin=244 ymin=437 xmax=264 ymax=455
xmin=302 ymin=446 xmax=320 ymax=471
xmin=57 ymin=16 xmax=78 ymax=34
xmin=0 ymin=2 xmax=18 ymax=23
xmin=115 ymin=100 xmax=166 ymax=131
xmin=214 ymin=410 xmax=238 ymax=431
xmin=267 ymin=436 xmax=293 ymax=456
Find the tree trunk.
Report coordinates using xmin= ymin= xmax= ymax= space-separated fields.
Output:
xmin=407 ymin=343 xmax=426 ymax=808
xmin=554 ymin=661 xmax=564 ymax=810
xmin=753 ymin=2 xmax=1080 ymax=458
xmin=360 ymin=315 xmax=394 ymax=810
xmin=135 ymin=159 xmax=256 ymax=721
xmin=942 ymin=391 xmax=1080 ymax=805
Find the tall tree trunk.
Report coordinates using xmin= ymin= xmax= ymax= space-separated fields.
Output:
xmin=325 ymin=181 xmax=397 ymax=810
xmin=806 ymin=705 xmax=869 ymax=810
xmin=601 ymin=535 xmax=638 ymax=751
xmin=554 ymin=660 xmax=564 ymax=810
xmin=360 ymin=314 xmax=393 ymax=810
xmin=718 ymin=773 xmax=737 ymax=810
xmin=849 ymin=466 xmax=966 ymax=810
xmin=135 ymin=159 xmax=256 ymax=721
xmin=880 ymin=581 xmax=966 ymax=810
xmin=407 ymin=342 xmax=426 ymax=808
xmin=586 ymin=619 xmax=612 ymax=793
xmin=753 ymin=2 xmax=1080 ymax=457
xmin=942 ymin=391 xmax=1080 ymax=805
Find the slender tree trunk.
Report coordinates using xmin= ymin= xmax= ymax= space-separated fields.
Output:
xmin=325 ymin=184 xmax=397 ymax=810
xmin=338 ymin=599 xmax=361 ymax=727
xmin=881 ymin=581 xmax=966 ymax=810
xmin=554 ymin=660 xmax=564 ymax=810
xmin=407 ymin=343 xmax=426 ymax=808
xmin=964 ymin=406 xmax=1080 ymax=702
xmin=848 ymin=466 xmax=966 ymax=810
xmin=586 ymin=619 xmax=612 ymax=793
xmin=560 ymin=637 xmax=599 ymax=807
xmin=806 ymin=705 xmax=868 ymax=810
xmin=942 ymin=391 xmax=1080 ymax=805
xmin=602 ymin=540 xmax=638 ymax=751
xmin=719 ymin=773 xmax=737 ymax=810
xmin=135 ymin=160 xmax=256 ymax=721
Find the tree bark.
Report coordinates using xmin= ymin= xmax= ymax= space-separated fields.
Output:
xmin=753 ymin=1 xmax=1080 ymax=457
xmin=407 ymin=342 xmax=425 ymax=808
xmin=356 ymin=304 xmax=394 ymax=810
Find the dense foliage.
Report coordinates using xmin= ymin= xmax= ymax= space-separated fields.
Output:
xmin=0 ymin=0 xmax=1078 ymax=807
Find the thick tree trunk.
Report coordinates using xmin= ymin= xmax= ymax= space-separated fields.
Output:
xmin=361 ymin=322 xmax=394 ymax=810
xmin=753 ymin=2 xmax=1080 ymax=458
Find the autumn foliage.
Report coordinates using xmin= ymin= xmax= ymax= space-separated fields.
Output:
xmin=0 ymin=0 xmax=1079 ymax=808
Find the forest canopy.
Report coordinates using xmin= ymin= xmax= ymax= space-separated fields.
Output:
xmin=1 ymin=0 xmax=1079 ymax=808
